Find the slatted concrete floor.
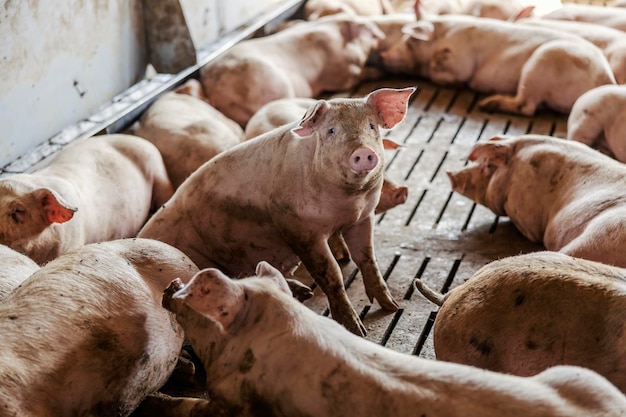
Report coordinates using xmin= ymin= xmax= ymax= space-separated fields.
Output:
xmin=299 ymin=76 xmax=565 ymax=360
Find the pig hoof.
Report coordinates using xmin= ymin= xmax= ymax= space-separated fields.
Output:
xmin=162 ymin=278 xmax=185 ymax=310
xmin=477 ymin=97 xmax=500 ymax=113
xmin=286 ymin=279 xmax=314 ymax=302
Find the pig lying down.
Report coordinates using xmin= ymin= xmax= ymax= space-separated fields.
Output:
xmin=415 ymin=251 xmax=626 ymax=393
xmin=0 ymin=238 xmax=199 ymax=417
xmin=134 ymin=84 xmax=243 ymax=188
xmin=540 ymin=3 xmax=626 ymax=32
xmin=0 ymin=134 xmax=173 ymax=264
xmin=381 ymin=15 xmax=615 ymax=116
xmin=159 ymin=263 xmax=626 ymax=417
xmin=0 ymin=244 xmax=38 ymax=301
xmin=200 ymin=14 xmax=384 ymax=127
xmin=139 ymin=87 xmax=416 ymax=336
xmin=303 ymin=0 xmax=394 ymax=20
xmin=567 ymin=85 xmax=626 ymax=163
xmin=448 ymin=134 xmax=626 ymax=268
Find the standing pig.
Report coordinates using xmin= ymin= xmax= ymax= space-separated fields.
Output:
xmin=199 ymin=14 xmax=385 ymax=127
xmin=447 ymin=134 xmax=626 ymax=267
xmin=567 ymin=85 xmax=626 ymax=162
xmin=380 ymin=15 xmax=616 ymax=116
xmin=134 ymin=86 xmax=244 ymax=188
xmin=0 ymin=244 xmax=38 ymax=302
xmin=139 ymin=87 xmax=416 ymax=336
xmin=159 ymin=262 xmax=626 ymax=417
xmin=415 ymin=251 xmax=626 ymax=393
xmin=0 ymin=238 xmax=199 ymax=417
xmin=0 ymin=134 xmax=173 ymax=265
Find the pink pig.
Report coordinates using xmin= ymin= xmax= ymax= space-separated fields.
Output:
xmin=380 ymin=15 xmax=615 ymax=116
xmin=134 ymin=84 xmax=244 ymax=188
xmin=139 ymin=87 xmax=416 ymax=336
xmin=567 ymin=84 xmax=626 ymax=162
xmin=199 ymin=14 xmax=384 ymax=127
xmin=0 ymin=244 xmax=38 ymax=302
xmin=0 ymin=134 xmax=173 ymax=264
xmin=304 ymin=0 xmax=395 ymax=20
xmin=447 ymin=134 xmax=626 ymax=267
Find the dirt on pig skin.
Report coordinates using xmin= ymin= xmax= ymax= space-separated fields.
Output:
xmin=139 ymin=87 xmax=416 ymax=336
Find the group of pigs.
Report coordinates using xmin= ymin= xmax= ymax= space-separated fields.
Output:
xmin=3 ymin=0 xmax=626 ymax=416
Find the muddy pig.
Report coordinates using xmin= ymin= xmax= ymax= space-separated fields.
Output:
xmin=415 ymin=251 xmax=626 ymax=393
xmin=245 ymin=97 xmax=408 ymax=264
xmin=134 ymin=84 xmax=244 ymax=188
xmin=0 ymin=238 xmax=199 ymax=417
xmin=159 ymin=262 xmax=626 ymax=417
xmin=139 ymin=87 xmax=416 ymax=336
xmin=0 ymin=134 xmax=172 ymax=265
xmin=0 ymin=244 xmax=38 ymax=302
xmin=304 ymin=0 xmax=395 ymax=19
xmin=567 ymin=85 xmax=626 ymax=162
xmin=199 ymin=14 xmax=385 ymax=127
xmin=447 ymin=134 xmax=626 ymax=267
xmin=380 ymin=15 xmax=615 ymax=116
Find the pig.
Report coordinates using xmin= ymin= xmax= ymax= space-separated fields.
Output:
xmin=414 ymin=251 xmax=626 ymax=393
xmin=0 ymin=238 xmax=199 ymax=417
xmin=447 ymin=134 xmax=626 ymax=267
xmin=380 ymin=15 xmax=616 ymax=116
xmin=516 ymin=18 xmax=626 ymax=84
xmin=158 ymin=262 xmax=626 ymax=417
xmin=540 ymin=4 xmax=626 ymax=32
xmin=0 ymin=244 xmax=38 ymax=302
xmin=244 ymin=96 xmax=409 ymax=217
xmin=567 ymin=85 xmax=626 ymax=162
xmin=139 ymin=87 xmax=416 ymax=336
xmin=199 ymin=14 xmax=385 ymax=127
xmin=134 ymin=86 xmax=244 ymax=188
xmin=0 ymin=134 xmax=173 ymax=265
xmin=304 ymin=0 xmax=395 ymax=20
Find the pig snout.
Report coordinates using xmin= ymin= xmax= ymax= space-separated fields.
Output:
xmin=350 ymin=146 xmax=379 ymax=174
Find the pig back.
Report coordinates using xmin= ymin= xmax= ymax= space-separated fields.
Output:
xmin=0 ymin=238 xmax=198 ymax=416
xmin=0 ymin=244 xmax=38 ymax=302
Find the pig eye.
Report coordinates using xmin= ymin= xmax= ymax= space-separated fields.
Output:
xmin=369 ymin=123 xmax=375 ymax=130
xmin=328 ymin=127 xmax=335 ymax=135
xmin=9 ymin=208 xmax=25 ymax=224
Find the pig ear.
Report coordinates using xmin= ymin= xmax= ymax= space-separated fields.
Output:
xmin=255 ymin=261 xmax=292 ymax=295
xmin=468 ymin=141 xmax=512 ymax=166
xmin=291 ymin=100 xmax=329 ymax=137
xmin=402 ymin=21 xmax=435 ymax=41
xmin=383 ymin=138 xmax=402 ymax=149
xmin=367 ymin=87 xmax=417 ymax=129
xmin=175 ymin=268 xmax=245 ymax=332
xmin=33 ymin=188 xmax=77 ymax=224
xmin=510 ymin=6 xmax=534 ymax=21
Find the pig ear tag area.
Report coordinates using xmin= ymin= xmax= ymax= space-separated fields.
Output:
xmin=291 ymin=100 xmax=329 ymax=137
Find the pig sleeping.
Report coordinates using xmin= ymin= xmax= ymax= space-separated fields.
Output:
xmin=139 ymin=87 xmax=416 ymax=336
xmin=415 ymin=251 xmax=626 ymax=393
xmin=447 ymin=134 xmax=626 ymax=267
xmin=567 ymin=84 xmax=626 ymax=163
xmin=380 ymin=15 xmax=616 ymax=116
xmin=134 ymin=82 xmax=244 ymax=188
xmin=158 ymin=262 xmax=626 ymax=417
xmin=0 ymin=134 xmax=173 ymax=265
xmin=0 ymin=244 xmax=38 ymax=302
xmin=199 ymin=14 xmax=384 ymax=127
xmin=0 ymin=238 xmax=199 ymax=417
xmin=540 ymin=3 xmax=626 ymax=32
xmin=414 ymin=0 xmax=562 ymax=20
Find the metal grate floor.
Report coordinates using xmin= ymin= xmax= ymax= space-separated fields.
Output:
xmin=299 ymin=76 xmax=566 ymax=359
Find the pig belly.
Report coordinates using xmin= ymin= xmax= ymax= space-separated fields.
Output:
xmin=201 ymin=217 xmax=302 ymax=278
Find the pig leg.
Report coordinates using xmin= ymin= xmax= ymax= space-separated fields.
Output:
xmin=328 ymin=232 xmax=351 ymax=264
xmin=342 ymin=216 xmax=399 ymax=311
xmin=131 ymin=392 xmax=211 ymax=417
xmin=289 ymin=236 xmax=366 ymax=336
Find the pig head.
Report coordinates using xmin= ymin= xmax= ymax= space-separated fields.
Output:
xmin=139 ymin=87 xmax=416 ymax=336
xmin=163 ymin=260 xmax=626 ymax=417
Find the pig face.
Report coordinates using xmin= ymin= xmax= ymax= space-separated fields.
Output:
xmin=0 ymin=179 xmax=76 ymax=252
xmin=291 ymin=87 xmax=415 ymax=191
xmin=379 ymin=21 xmax=437 ymax=76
